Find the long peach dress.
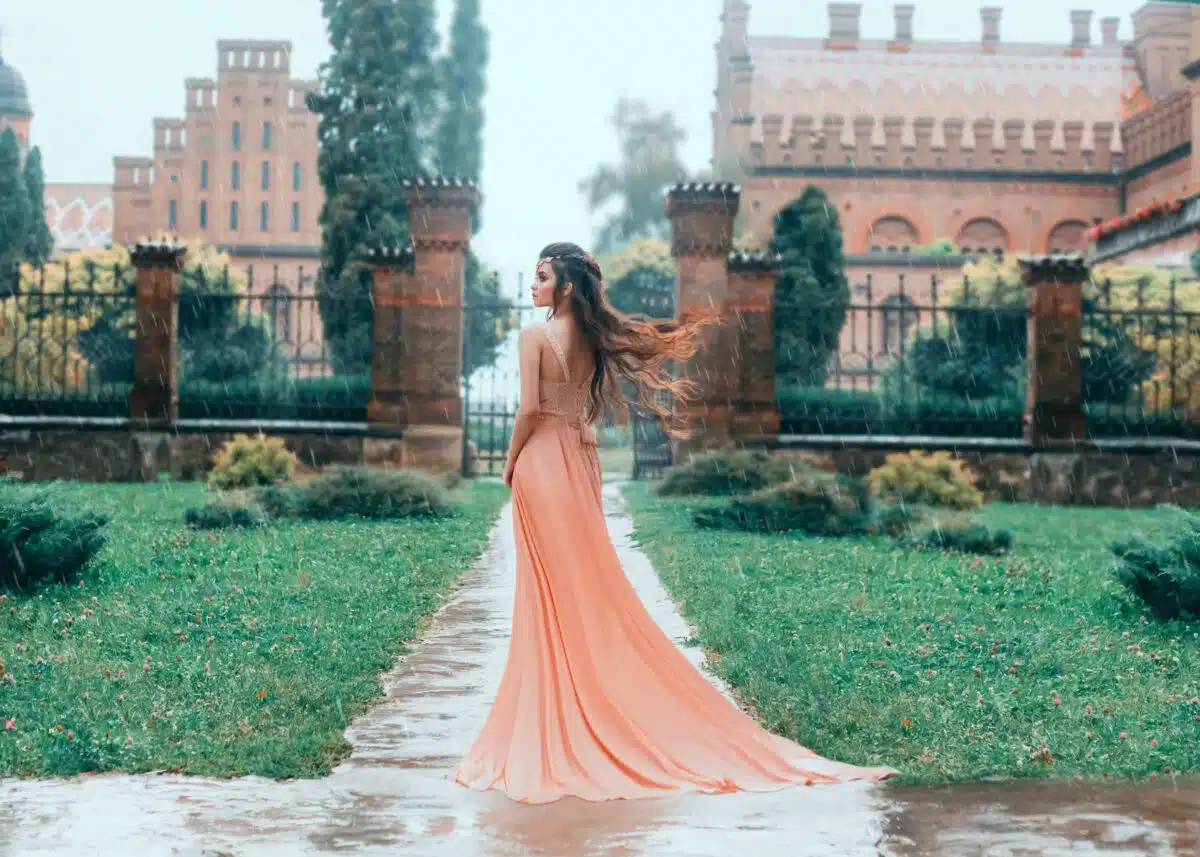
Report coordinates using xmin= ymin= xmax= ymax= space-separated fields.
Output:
xmin=452 ymin=326 xmax=896 ymax=804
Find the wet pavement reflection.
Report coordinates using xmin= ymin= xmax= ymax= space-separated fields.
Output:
xmin=1 ymin=483 xmax=1197 ymax=856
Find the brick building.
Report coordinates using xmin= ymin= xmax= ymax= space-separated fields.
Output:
xmin=713 ymin=1 xmax=1198 ymax=267
xmin=111 ymin=39 xmax=322 ymax=281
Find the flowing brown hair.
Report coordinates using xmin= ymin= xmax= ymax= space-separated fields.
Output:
xmin=538 ymin=241 xmax=715 ymax=437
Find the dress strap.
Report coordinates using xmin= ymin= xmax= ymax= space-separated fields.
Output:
xmin=544 ymin=326 xmax=571 ymax=383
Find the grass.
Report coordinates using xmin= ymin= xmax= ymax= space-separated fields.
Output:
xmin=0 ymin=479 xmax=508 ymax=779
xmin=622 ymin=483 xmax=1200 ymax=786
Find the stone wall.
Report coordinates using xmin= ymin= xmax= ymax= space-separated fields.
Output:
xmin=764 ymin=440 xmax=1200 ymax=508
xmin=0 ymin=427 xmax=367 ymax=483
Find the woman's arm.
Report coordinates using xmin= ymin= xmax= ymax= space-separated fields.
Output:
xmin=503 ymin=328 xmax=542 ymax=481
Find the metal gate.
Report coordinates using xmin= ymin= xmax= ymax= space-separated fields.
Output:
xmin=461 ymin=300 xmax=538 ymax=477
xmin=618 ymin=265 xmax=677 ymax=480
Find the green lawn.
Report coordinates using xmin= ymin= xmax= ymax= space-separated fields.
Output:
xmin=0 ymin=480 xmax=508 ymax=779
xmin=623 ymin=483 xmax=1200 ymax=785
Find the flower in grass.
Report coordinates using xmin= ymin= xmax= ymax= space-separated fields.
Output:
xmin=1152 ymin=739 xmax=1159 ymax=748
xmin=1086 ymin=705 xmax=1093 ymax=714
xmin=1120 ymin=732 xmax=1128 ymax=740
xmin=4 ymin=718 xmax=14 ymax=730
xmin=118 ymin=670 xmax=125 ymax=678
xmin=1053 ymin=698 xmax=1061 ymax=706
xmin=1123 ymin=631 xmax=1130 ymax=638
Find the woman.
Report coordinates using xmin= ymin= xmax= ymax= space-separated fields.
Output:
xmin=452 ymin=242 xmax=896 ymax=804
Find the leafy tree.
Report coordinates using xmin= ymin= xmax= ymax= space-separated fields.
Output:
xmin=595 ymin=236 xmax=676 ymax=315
xmin=21 ymin=146 xmax=53 ymax=266
xmin=771 ymin=186 xmax=851 ymax=388
xmin=0 ymin=129 xmax=32 ymax=269
xmin=579 ymin=97 xmax=690 ymax=252
xmin=309 ymin=0 xmax=440 ymax=373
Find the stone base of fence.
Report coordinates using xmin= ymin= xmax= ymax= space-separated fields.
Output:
xmin=749 ymin=435 xmax=1200 ymax=508
xmin=362 ymin=425 xmax=462 ymax=476
xmin=0 ymin=421 xmax=378 ymax=483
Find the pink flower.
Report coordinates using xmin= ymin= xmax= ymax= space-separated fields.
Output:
xmin=118 ymin=670 xmax=125 ymax=678
xmin=4 ymin=718 xmax=14 ymax=730
xmin=1053 ymin=698 xmax=1061 ymax=706
xmin=1122 ymin=631 xmax=1130 ymax=638
xmin=1151 ymin=739 xmax=1159 ymax=748
xmin=143 ymin=663 xmax=150 ymax=672
xmin=204 ymin=664 xmax=210 ymax=673
xmin=1120 ymin=732 xmax=1128 ymax=740
xmin=1086 ymin=705 xmax=1093 ymax=713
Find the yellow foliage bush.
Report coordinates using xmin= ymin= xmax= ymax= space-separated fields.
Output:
xmin=595 ymin=237 xmax=675 ymax=283
xmin=868 ymin=450 xmax=984 ymax=510
xmin=207 ymin=433 xmax=298 ymax=490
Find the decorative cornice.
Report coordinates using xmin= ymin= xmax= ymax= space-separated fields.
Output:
xmin=726 ymin=249 xmax=780 ymax=272
xmin=366 ymin=244 xmax=416 ymax=271
xmin=1017 ymin=253 xmax=1089 ymax=283
xmin=403 ymin=176 xmax=480 ymax=212
xmin=129 ymin=240 xmax=187 ymax=270
xmin=664 ymin=182 xmax=741 ymax=217
xmin=753 ymin=164 xmax=1119 ymax=186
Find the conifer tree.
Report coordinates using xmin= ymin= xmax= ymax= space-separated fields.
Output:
xmin=0 ymin=129 xmax=32 ymax=269
xmin=22 ymin=146 xmax=53 ymax=266
xmin=309 ymin=0 xmax=440 ymax=372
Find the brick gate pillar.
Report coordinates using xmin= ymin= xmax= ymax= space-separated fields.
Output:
xmin=1020 ymin=254 xmax=1088 ymax=444
xmin=365 ymin=178 xmax=479 ymax=475
xmin=129 ymin=241 xmax=186 ymax=427
xmin=664 ymin=182 xmax=740 ymax=451
xmin=727 ymin=250 xmax=781 ymax=438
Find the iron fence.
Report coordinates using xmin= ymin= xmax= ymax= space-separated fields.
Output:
xmin=0 ymin=261 xmax=369 ymax=422
xmin=780 ymin=272 xmax=1200 ymax=440
xmin=0 ymin=260 xmax=136 ymax=417
xmin=780 ymin=273 xmax=1026 ymax=437
xmin=176 ymin=264 xmax=368 ymax=422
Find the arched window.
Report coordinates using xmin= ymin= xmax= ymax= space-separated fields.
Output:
xmin=880 ymin=294 xmax=918 ymax=356
xmin=868 ymin=216 xmax=919 ymax=253
xmin=264 ymin=284 xmax=292 ymax=343
xmin=956 ymin=218 xmax=1009 ymax=258
xmin=1046 ymin=219 xmax=1090 ymax=255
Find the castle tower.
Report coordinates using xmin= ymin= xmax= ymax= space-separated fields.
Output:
xmin=0 ymin=35 xmax=33 ymax=161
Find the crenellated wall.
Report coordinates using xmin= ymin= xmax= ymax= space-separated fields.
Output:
xmin=753 ymin=114 xmax=1122 ymax=174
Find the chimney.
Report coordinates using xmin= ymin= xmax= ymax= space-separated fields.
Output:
xmin=894 ymin=4 xmax=914 ymax=43
xmin=828 ymin=3 xmax=862 ymax=42
xmin=1071 ymin=10 xmax=1093 ymax=47
xmin=981 ymin=7 xmax=1002 ymax=45
xmin=1100 ymin=16 xmax=1119 ymax=47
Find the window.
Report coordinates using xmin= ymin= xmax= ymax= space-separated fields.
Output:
xmin=263 ymin=121 xmax=272 ymax=150
xmin=230 ymin=201 xmax=239 ymax=230
xmin=261 ymin=161 xmax=270 ymax=191
xmin=199 ymin=200 xmax=208 ymax=229
xmin=291 ymin=202 xmax=300 ymax=232
xmin=260 ymin=201 xmax=270 ymax=231
xmin=232 ymin=162 xmax=240 ymax=189
xmin=168 ymin=200 xmax=178 ymax=230
xmin=200 ymin=160 xmax=209 ymax=189
xmin=232 ymin=121 xmax=241 ymax=150
xmin=292 ymin=161 xmax=301 ymax=191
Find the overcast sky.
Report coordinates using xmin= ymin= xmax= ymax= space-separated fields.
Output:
xmin=1 ymin=0 xmax=1147 ymax=293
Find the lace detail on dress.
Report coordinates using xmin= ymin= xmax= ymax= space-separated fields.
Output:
xmin=539 ymin=327 xmax=595 ymax=445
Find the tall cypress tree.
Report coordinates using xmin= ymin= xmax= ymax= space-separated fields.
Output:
xmin=436 ymin=0 xmax=488 ymax=229
xmin=0 ymin=129 xmax=32 ymax=270
xmin=771 ymin=185 xmax=850 ymax=388
xmin=309 ymin=0 xmax=440 ymax=373
xmin=434 ymin=0 xmax=507 ymax=377
xmin=22 ymin=146 xmax=54 ymax=266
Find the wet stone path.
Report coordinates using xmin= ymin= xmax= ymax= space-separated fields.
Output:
xmin=1 ymin=483 xmax=1198 ymax=856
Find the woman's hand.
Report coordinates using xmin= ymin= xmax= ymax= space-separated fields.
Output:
xmin=502 ymin=459 xmax=515 ymax=487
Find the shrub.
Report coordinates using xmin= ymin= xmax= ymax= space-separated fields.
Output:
xmin=207 ymin=433 xmax=298 ymax=490
xmin=868 ymin=451 xmax=984 ymax=510
xmin=298 ymin=467 xmax=452 ymax=520
xmin=250 ymin=483 xmax=304 ymax=519
xmin=694 ymin=468 xmax=870 ymax=537
xmin=659 ymin=447 xmax=797 ymax=497
xmin=870 ymin=502 xmax=928 ymax=539
xmin=184 ymin=502 xmax=268 ymax=531
xmin=0 ymin=485 xmax=108 ymax=590
xmin=1111 ymin=507 xmax=1200 ymax=621
xmin=910 ymin=521 xmax=1013 ymax=556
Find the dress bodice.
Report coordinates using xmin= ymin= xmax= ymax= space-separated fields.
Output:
xmin=538 ymin=327 xmax=596 ymax=444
